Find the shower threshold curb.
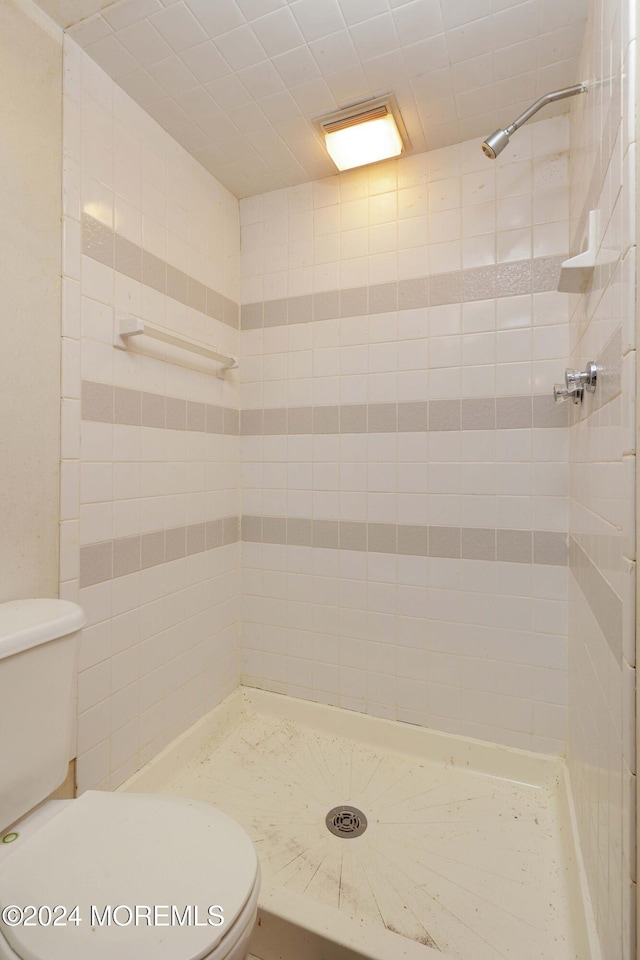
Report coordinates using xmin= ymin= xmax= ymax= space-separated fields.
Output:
xmin=119 ymin=687 xmax=601 ymax=960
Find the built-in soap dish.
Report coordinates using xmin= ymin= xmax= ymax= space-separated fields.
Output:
xmin=557 ymin=209 xmax=597 ymax=294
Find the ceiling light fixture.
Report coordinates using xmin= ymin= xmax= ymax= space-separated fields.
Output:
xmin=315 ymin=95 xmax=410 ymax=172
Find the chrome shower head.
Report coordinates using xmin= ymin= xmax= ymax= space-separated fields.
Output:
xmin=482 ymin=128 xmax=510 ymax=159
xmin=481 ymin=82 xmax=587 ymax=159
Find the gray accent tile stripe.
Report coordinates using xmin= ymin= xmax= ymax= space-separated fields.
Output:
xmin=82 ymin=213 xmax=239 ymax=329
xmin=79 ymin=516 xmax=240 ymax=587
xmin=241 ymin=255 xmax=566 ymax=330
xmin=81 ymin=380 xmax=239 ymax=435
xmin=569 ymin=536 xmax=623 ymax=664
xmin=239 ymin=396 xmax=567 ymax=435
xmin=241 ymin=516 xmax=567 ymax=566
xmin=81 ymin=386 xmax=569 ymax=436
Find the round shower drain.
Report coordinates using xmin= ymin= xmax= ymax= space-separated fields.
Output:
xmin=325 ymin=805 xmax=368 ymax=838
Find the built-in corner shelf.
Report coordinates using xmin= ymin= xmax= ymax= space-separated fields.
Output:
xmin=557 ymin=209 xmax=597 ymax=294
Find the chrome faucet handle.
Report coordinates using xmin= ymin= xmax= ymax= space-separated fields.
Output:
xmin=565 ymin=361 xmax=598 ymax=393
xmin=554 ymin=383 xmax=582 ymax=404
xmin=554 ymin=383 xmax=570 ymax=402
xmin=564 ymin=368 xmax=583 ymax=390
xmin=555 ymin=361 xmax=597 ymax=404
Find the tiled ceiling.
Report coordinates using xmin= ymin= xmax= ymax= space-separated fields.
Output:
xmin=37 ymin=0 xmax=589 ymax=197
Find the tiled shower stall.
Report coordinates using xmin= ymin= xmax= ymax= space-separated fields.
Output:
xmin=238 ymin=119 xmax=572 ymax=752
xmin=53 ymin=0 xmax=637 ymax=956
xmin=65 ymin=50 xmax=574 ymax=782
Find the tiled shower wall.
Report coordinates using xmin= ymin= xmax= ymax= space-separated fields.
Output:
xmin=566 ymin=0 xmax=637 ymax=956
xmin=239 ymin=117 xmax=573 ymax=754
xmin=60 ymin=38 xmax=242 ymax=792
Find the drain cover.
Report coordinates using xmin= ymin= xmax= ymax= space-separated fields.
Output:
xmin=325 ymin=805 xmax=368 ymax=838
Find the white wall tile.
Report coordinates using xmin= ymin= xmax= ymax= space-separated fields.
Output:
xmin=64 ymin=41 xmax=241 ymax=794
xmin=239 ymin=118 xmax=572 ymax=754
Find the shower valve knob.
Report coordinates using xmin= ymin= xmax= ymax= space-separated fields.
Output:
xmin=564 ymin=369 xmax=583 ymax=390
xmin=553 ymin=383 xmax=579 ymax=404
xmin=553 ymin=383 xmax=568 ymax=402
xmin=553 ymin=361 xmax=598 ymax=404
xmin=565 ymin=361 xmax=597 ymax=393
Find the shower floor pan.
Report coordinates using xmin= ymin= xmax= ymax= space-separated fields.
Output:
xmin=121 ymin=689 xmax=597 ymax=960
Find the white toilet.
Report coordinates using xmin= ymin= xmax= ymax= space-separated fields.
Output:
xmin=0 ymin=600 xmax=260 ymax=960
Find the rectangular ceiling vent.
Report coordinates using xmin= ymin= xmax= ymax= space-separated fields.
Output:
xmin=322 ymin=104 xmax=390 ymax=134
xmin=314 ymin=95 xmax=410 ymax=172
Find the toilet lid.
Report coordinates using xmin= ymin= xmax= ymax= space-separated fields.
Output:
xmin=0 ymin=791 xmax=258 ymax=960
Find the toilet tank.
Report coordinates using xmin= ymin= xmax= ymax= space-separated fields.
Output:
xmin=0 ymin=600 xmax=85 ymax=832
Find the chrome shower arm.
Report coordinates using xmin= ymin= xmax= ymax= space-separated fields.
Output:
xmin=482 ymin=81 xmax=587 ymax=158
xmin=504 ymin=83 xmax=587 ymax=135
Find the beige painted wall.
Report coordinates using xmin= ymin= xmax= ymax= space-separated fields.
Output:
xmin=0 ymin=0 xmax=62 ymax=602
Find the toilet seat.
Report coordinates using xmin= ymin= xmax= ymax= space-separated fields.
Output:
xmin=0 ymin=792 xmax=259 ymax=960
